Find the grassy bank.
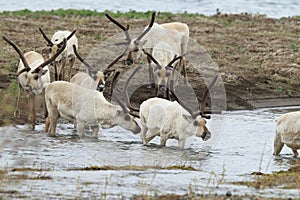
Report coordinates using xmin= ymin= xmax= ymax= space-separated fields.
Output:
xmin=0 ymin=9 xmax=300 ymax=126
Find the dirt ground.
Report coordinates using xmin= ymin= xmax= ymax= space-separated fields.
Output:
xmin=0 ymin=12 xmax=300 ymax=126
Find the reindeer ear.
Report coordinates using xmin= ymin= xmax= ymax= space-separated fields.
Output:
xmin=182 ymin=114 xmax=193 ymax=122
xmin=41 ymin=69 xmax=48 ymax=76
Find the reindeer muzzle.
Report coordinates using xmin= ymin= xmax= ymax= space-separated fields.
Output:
xmin=125 ymin=58 xmax=134 ymax=66
xmin=97 ymin=84 xmax=105 ymax=92
xmin=201 ymin=130 xmax=211 ymax=141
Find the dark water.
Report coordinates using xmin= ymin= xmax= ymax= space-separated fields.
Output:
xmin=1 ymin=107 xmax=300 ymax=199
xmin=0 ymin=0 xmax=299 ymax=18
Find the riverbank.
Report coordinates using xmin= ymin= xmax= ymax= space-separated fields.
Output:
xmin=0 ymin=9 xmax=300 ymax=126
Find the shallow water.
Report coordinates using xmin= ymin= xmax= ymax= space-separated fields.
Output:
xmin=0 ymin=0 xmax=299 ymax=18
xmin=1 ymin=106 xmax=300 ymax=199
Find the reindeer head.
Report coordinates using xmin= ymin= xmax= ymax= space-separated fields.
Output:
xmin=72 ymin=45 xmax=110 ymax=92
xmin=105 ymin=12 xmax=156 ymax=66
xmin=2 ymin=36 xmax=67 ymax=95
xmin=39 ymin=28 xmax=76 ymax=61
xmin=143 ymin=49 xmax=183 ymax=90
xmin=110 ymin=67 xmax=142 ymax=134
xmin=171 ymin=75 xmax=218 ymax=140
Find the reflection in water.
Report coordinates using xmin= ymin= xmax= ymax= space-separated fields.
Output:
xmin=0 ymin=107 xmax=299 ymax=198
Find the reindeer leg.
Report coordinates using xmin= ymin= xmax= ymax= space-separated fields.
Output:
xmin=14 ymin=84 xmax=22 ymax=118
xmin=59 ymin=58 xmax=67 ymax=81
xmin=160 ymin=134 xmax=168 ymax=146
xmin=54 ymin=62 xmax=58 ymax=81
xmin=28 ymin=93 xmax=36 ymax=130
xmin=292 ymin=149 xmax=298 ymax=157
xmin=68 ymin=56 xmax=76 ymax=82
xmin=182 ymin=58 xmax=187 ymax=84
xmin=147 ymin=58 xmax=155 ymax=88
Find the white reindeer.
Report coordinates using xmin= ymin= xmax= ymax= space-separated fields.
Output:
xmin=139 ymin=75 xmax=218 ymax=148
xmin=105 ymin=12 xmax=189 ymax=91
xmin=39 ymin=28 xmax=77 ymax=81
xmin=273 ymin=111 xmax=300 ymax=157
xmin=70 ymin=45 xmax=107 ymax=92
xmin=44 ymin=68 xmax=141 ymax=137
xmin=2 ymin=36 xmax=66 ymax=130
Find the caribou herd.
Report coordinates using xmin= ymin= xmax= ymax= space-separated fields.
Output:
xmin=3 ymin=12 xmax=300 ymax=155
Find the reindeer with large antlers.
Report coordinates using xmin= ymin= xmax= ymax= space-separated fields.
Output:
xmin=139 ymin=75 xmax=218 ymax=148
xmin=2 ymin=36 xmax=66 ymax=130
xmin=44 ymin=67 xmax=142 ymax=137
xmin=69 ymin=44 xmax=123 ymax=94
xmin=105 ymin=12 xmax=189 ymax=90
xmin=39 ymin=28 xmax=77 ymax=81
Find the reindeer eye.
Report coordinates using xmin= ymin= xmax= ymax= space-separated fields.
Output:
xmin=124 ymin=115 xmax=131 ymax=121
xmin=33 ymin=75 xmax=39 ymax=80
xmin=193 ymin=121 xmax=199 ymax=126
xmin=133 ymin=48 xmax=139 ymax=52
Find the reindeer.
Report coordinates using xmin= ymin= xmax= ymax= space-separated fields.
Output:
xmin=273 ymin=111 xmax=300 ymax=157
xmin=70 ymin=41 xmax=131 ymax=93
xmin=39 ymin=28 xmax=77 ymax=81
xmin=2 ymin=36 xmax=66 ymax=130
xmin=105 ymin=12 xmax=189 ymax=89
xmin=44 ymin=67 xmax=142 ymax=137
xmin=139 ymin=75 xmax=218 ymax=148
xmin=142 ymin=49 xmax=183 ymax=98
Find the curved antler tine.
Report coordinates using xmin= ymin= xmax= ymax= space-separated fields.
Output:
xmin=105 ymin=46 xmax=129 ymax=71
xmin=72 ymin=45 xmax=96 ymax=80
xmin=142 ymin=49 xmax=161 ymax=69
xmin=66 ymin=29 xmax=76 ymax=40
xmin=57 ymin=29 xmax=77 ymax=47
xmin=200 ymin=75 xmax=218 ymax=113
xmin=38 ymin=27 xmax=53 ymax=46
xmin=124 ymin=66 xmax=142 ymax=112
xmin=110 ymin=71 xmax=129 ymax=113
xmin=105 ymin=13 xmax=131 ymax=42
xmin=170 ymin=90 xmax=197 ymax=119
xmin=167 ymin=55 xmax=183 ymax=69
xmin=110 ymin=71 xmax=120 ymax=96
xmin=2 ymin=36 xmax=31 ymax=74
xmin=135 ymin=11 xmax=156 ymax=42
xmin=33 ymin=38 xmax=67 ymax=73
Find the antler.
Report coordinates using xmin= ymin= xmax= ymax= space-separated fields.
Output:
xmin=32 ymin=38 xmax=67 ymax=74
xmin=105 ymin=14 xmax=131 ymax=43
xmin=39 ymin=28 xmax=76 ymax=46
xmin=72 ymin=45 xmax=97 ymax=80
xmin=134 ymin=11 xmax=156 ymax=43
xmin=104 ymin=46 xmax=129 ymax=72
xmin=170 ymin=75 xmax=218 ymax=119
xmin=110 ymin=71 xmax=129 ymax=113
xmin=167 ymin=54 xmax=184 ymax=69
xmin=170 ymin=90 xmax=199 ymax=119
xmin=142 ymin=49 xmax=162 ymax=69
xmin=124 ymin=66 xmax=142 ymax=112
xmin=39 ymin=27 xmax=53 ymax=46
xmin=3 ymin=36 xmax=32 ymax=75
xmin=199 ymin=75 xmax=218 ymax=117
xmin=106 ymin=11 xmax=156 ymax=46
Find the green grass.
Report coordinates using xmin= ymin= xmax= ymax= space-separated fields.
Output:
xmin=0 ymin=9 xmax=205 ymax=19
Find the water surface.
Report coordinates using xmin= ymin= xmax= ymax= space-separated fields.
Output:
xmin=1 ymin=107 xmax=299 ymax=199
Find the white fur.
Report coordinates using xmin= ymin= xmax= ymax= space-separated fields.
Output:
xmin=15 ymin=51 xmax=50 ymax=130
xmin=48 ymin=30 xmax=78 ymax=81
xmin=70 ymin=71 xmax=105 ymax=91
xmin=44 ymin=81 xmax=141 ymax=137
xmin=139 ymin=97 xmax=211 ymax=148
xmin=273 ymin=111 xmax=300 ymax=156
